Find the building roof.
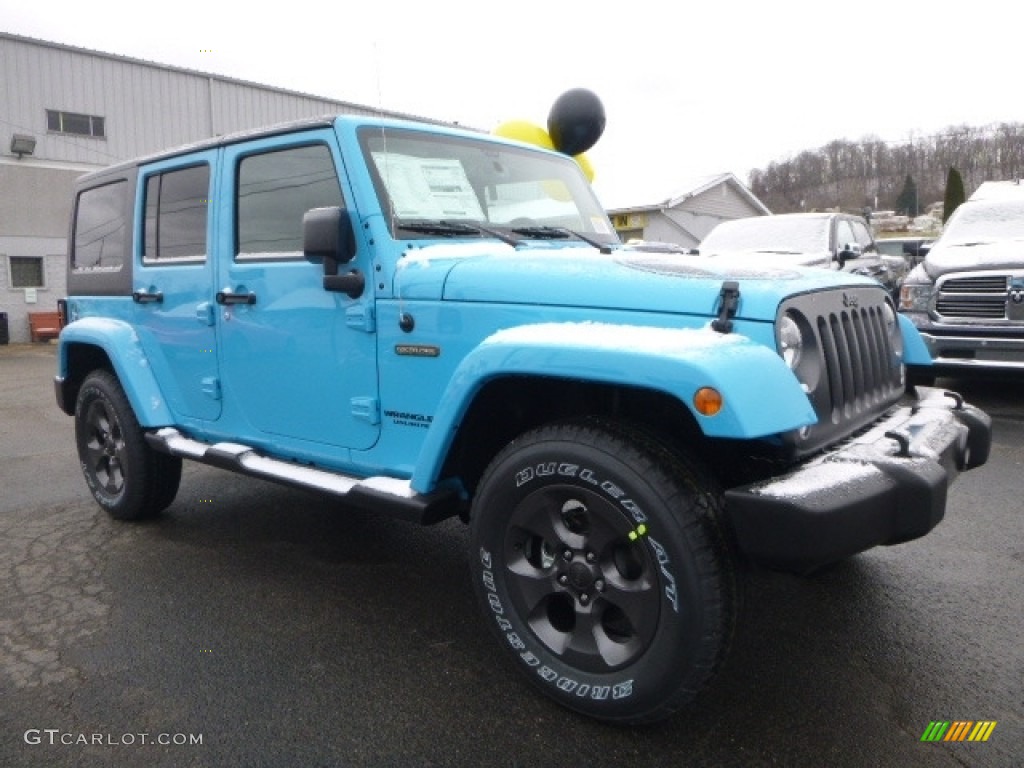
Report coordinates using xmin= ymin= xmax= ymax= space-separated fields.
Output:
xmin=607 ymin=172 xmax=770 ymax=216
xmin=0 ymin=31 xmax=437 ymax=125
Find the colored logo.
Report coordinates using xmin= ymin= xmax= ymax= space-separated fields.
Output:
xmin=920 ymin=721 xmax=997 ymax=742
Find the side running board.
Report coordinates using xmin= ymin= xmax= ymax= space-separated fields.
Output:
xmin=145 ymin=427 xmax=461 ymax=524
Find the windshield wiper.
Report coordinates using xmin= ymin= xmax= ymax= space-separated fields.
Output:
xmin=396 ymin=219 xmax=521 ymax=246
xmin=509 ymin=225 xmax=612 ymax=254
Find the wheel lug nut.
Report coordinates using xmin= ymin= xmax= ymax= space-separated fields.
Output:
xmin=558 ymin=574 xmax=569 ymax=585
xmin=562 ymin=549 xmax=573 ymax=561
xmin=585 ymin=551 xmax=596 ymax=563
xmin=595 ymin=579 xmax=605 ymax=591
xmin=579 ymin=593 xmax=590 ymax=604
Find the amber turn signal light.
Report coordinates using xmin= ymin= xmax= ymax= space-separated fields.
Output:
xmin=693 ymin=387 xmax=723 ymax=416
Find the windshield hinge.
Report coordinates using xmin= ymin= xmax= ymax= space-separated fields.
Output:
xmin=711 ymin=281 xmax=741 ymax=333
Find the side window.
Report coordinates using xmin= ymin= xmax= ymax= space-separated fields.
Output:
xmin=836 ymin=220 xmax=856 ymax=250
xmin=73 ymin=181 xmax=127 ymax=272
xmin=236 ymin=144 xmax=343 ymax=259
xmin=143 ymin=164 xmax=210 ymax=262
xmin=851 ymin=220 xmax=874 ymax=250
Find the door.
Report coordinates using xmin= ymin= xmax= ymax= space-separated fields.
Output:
xmin=215 ymin=132 xmax=379 ymax=450
xmin=133 ymin=154 xmax=221 ymax=421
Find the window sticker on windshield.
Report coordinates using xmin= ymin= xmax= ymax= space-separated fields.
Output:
xmin=591 ymin=216 xmax=611 ymax=235
xmin=372 ymin=153 xmax=484 ymax=220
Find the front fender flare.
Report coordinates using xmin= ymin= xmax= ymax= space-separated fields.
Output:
xmin=409 ymin=321 xmax=816 ymax=492
xmin=899 ymin=313 xmax=932 ymax=366
xmin=57 ymin=318 xmax=175 ymax=426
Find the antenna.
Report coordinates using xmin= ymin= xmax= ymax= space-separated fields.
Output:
xmin=371 ymin=42 xmax=406 ymax=321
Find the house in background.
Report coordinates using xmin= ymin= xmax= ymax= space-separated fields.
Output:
xmin=608 ymin=172 xmax=770 ymax=249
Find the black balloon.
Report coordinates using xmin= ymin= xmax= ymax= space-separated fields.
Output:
xmin=547 ymin=88 xmax=606 ymax=156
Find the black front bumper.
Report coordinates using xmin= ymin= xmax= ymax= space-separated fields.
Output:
xmin=723 ymin=388 xmax=992 ymax=574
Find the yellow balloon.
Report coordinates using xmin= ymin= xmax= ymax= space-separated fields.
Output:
xmin=542 ymin=179 xmax=572 ymax=202
xmin=574 ymin=152 xmax=595 ymax=183
xmin=493 ymin=120 xmax=595 ymax=184
xmin=492 ymin=120 xmax=554 ymax=149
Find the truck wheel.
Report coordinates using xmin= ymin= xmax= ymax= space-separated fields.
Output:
xmin=74 ymin=370 xmax=182 ymax=520
xmin=469 ymin=419 xmax=737 ymax=724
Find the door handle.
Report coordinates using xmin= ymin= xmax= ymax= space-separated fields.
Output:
xmin=132 ymin=289 xmax=164 ymax=304
xmin=215 ymin=291 xmax=257 ymax=306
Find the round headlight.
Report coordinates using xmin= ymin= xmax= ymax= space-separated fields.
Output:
xmin=778 ymin=313 xmax=803 ymax=368
xmin=883 ymin=302 xmax=904 ymax=357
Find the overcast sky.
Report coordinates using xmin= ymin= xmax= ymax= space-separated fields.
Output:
xmin=3 ymin=0 xmax=1019 ymax=208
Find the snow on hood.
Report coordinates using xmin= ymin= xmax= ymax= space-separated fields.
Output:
xmin=925 ymin=237 xmax=1024 ymax=279
xmin=924 ymin=199 xmax=1024 ymax=278
xmin=487 ymin=320 xmax=746 ymax=355
xmin=695 ymin=248 xmax=829 ymax=269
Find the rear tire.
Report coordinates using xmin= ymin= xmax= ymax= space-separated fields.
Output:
xmin=469 ymin=419 xmax=737 ymax=724
xmin=74 ymin=370 xmax=182 ymax=520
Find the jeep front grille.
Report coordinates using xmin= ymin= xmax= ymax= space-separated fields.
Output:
xmin=777 ymin=287 xmax=904 ymax=458
xmin=817 ymin=304 xmax=900 ymax=422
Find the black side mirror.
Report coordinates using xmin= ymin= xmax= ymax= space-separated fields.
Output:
xmin=303 ymin=206 xmax=356 ymax=269
xmin=303 ymin=206 xmax=363 ymax=298
xmin=837 ymin=242 xmax=862 ymax=267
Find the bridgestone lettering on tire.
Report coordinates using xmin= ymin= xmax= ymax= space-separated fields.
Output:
xmin=469 ymin=419 xmax=737 ymax=724
xmin=74 ymin=370 xmax=182 ymax=520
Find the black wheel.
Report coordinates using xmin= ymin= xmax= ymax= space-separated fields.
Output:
xmin=74 ymin=370 xmax=182 ymax=520
xmin=469 ymin=419 xmax=737 ymax=724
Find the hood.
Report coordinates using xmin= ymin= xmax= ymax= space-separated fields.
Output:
xmin=923 ymin=238 xmax=1024 ymax=280
xmin=393 ymin=242 xmax=880 ymax=323
xmin=700 ymin=247 xmax=830 ymax=269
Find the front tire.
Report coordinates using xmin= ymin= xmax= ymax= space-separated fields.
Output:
xmin=469 ymin=419 xmax=737 ymax=724
xmin=74 ymin=370 xmax=182 ymax=520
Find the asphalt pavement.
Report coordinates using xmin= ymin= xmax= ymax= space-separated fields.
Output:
xmin=1 ymin=343 xmax=1021 ymax=767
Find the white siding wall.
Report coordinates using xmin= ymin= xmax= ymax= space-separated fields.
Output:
xmin=645 ymin=182 xmax=769 ymax=248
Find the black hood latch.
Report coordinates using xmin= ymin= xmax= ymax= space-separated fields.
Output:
xmin=711 ymin=280 xmax=741 ymax=333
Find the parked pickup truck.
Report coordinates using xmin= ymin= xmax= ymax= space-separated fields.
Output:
xmin=900 ymin=195 xmax=1024 ymax=381
xmin=54 ymin=114 xmax=991 ymax=725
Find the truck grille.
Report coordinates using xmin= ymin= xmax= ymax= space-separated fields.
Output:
xmin=777 ymin=287 xmax=903 ymax=458
xmin=934 ymin=273 xmax=1013 ymax=322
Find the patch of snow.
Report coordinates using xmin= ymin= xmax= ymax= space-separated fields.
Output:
xmin=486 ymin=321 xmax=746 ymax=355
xmin=397 ymin=240 xmax=516 ymax=268
xmin=756 ymin=460 xmax=883 ymax=499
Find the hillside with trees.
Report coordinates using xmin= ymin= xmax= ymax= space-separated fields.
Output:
xmin=748 ymin=122 xmax=1024 ymax=216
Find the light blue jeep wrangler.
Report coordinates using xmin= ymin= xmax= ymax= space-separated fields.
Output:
xmin=54 ymin=115 xmax=991 ymax=724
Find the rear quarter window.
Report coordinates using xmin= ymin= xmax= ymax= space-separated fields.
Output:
xmin=73 ymin=180 xmax=127 ymax=273
xmin=67 ymin=171 xmax=136 ymax=297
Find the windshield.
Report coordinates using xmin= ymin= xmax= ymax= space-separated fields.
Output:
xmin=940 ymin=200 xmax=1024 ymax=244
xmin=358 ymin=126 xmax=618 ymax=245
xmin=700 ymin=216 xmax=830 ymax=254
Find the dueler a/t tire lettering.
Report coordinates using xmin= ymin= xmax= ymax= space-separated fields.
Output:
xmin=469 ymin=418 xmax=737 ymax=725
xmin=74 ymin=370 xmax=182 ymax=520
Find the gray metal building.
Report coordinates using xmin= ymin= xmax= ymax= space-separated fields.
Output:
xmin=0 ymin=32 xmax=426 ymax=343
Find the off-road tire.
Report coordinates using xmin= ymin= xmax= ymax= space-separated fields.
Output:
xmin=74 ymin=370 xmax=182 ymax=520
xmin=469 ymin=418 xmax=737 ymax=724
